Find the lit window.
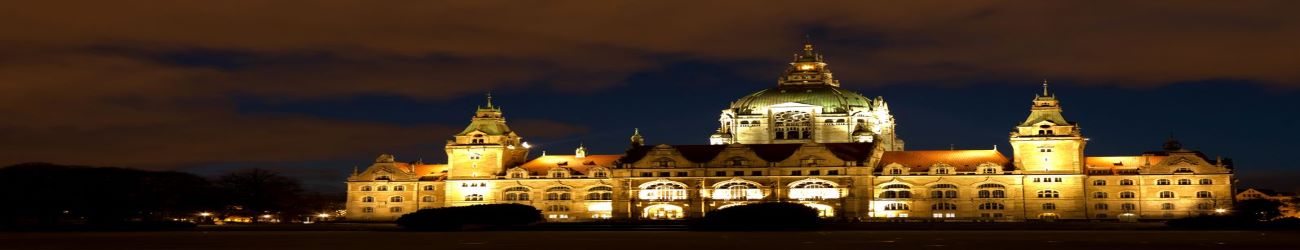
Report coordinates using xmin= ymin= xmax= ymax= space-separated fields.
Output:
xmin=932 ymin=203 xmax=957 ymax=210
xmin=1196 ymin=191 xmax=1212 ymax=198
xmin=587 ymin=186 xmax=614 ymax=200
xmin=464 ymin=194 xmax=483 ymax=201
xmin=1036 ymin=190 xmax=1060 ymax=198
xmin=711 ymin=180 xmax=763 ymax=201
xmin=638 ymin=180 xmax=689 ymax=201
xmin=789 ymin=179 xmax=840 ymax=200
xmin=546 ymin=186 xmax=573 ymax=200
xmin=884 ymin=203 xmax=910 ymax=211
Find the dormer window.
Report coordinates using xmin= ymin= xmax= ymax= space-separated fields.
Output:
xmin=469 ymin=152 xmax=482 ymax=160
xmin=654 ymin=158 xmax=676 ymax=168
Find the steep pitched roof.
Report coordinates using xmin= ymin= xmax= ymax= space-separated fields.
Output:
xmin=1084 ymin=156 xmax=1166 ymax=168
xmin=618 ymin=142 xmax=873 ymax=165
xmin=878 ymin=150 xmax=1010 ymax=172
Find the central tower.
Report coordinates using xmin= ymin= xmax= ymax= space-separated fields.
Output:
xmin=711 ymin=41 xmax=903 ymax=150
xmin=1009 ymin=83 xmax=1086 ymax=174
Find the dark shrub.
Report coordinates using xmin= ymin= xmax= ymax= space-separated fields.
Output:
xmin=697 ymin=202 xmax=821 ymax=230
xmin=395 ymin=204 xmax=543 ymax=231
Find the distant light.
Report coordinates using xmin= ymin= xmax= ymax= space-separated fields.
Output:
xmin=317 ymin=213 xmax=330 ymax=218
xmin=522 ymin=142 xmax=532 ymax=148
xmin=798 ymin=64 xmax=815 ymax=70
xmin=199 ymin=212 xmax=212 ymax=217
xmin=262 ymin=214 xmax=273 ymax=219
xmin=1215 ymin=208 xmax=1227 ymax=214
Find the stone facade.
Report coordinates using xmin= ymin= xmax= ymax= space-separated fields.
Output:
xmin=343 ymin=42 xmax=1235 ymax=222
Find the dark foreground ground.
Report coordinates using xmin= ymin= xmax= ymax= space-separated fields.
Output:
xmin=3 ymin=229 xmax=1299 ymax=250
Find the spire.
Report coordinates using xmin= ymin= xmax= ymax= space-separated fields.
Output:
xmin=485 ymin=92 xmax=494 ymax=108
xmin=351 ymin=166 xmax=359 ymax=176
xmin=630 ymin=128 xmax=645 ymax=147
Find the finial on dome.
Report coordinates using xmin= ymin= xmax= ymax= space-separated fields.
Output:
xmin=803 ymin=34 xmax=814 ymax=51
xmin=485 ymin=92 xmax=494 ymax=108
xmin=1042 ymin=79 xmax=1050 ymax=96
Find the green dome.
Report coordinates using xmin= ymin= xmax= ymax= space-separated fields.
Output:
xmin=730 ymin=85 xmax=872 ymax=114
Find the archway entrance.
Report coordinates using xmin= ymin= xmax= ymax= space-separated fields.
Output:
xmin=643 ymin=204 xmax=684 ymax=220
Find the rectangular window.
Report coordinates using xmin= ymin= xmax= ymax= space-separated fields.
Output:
xmin=1054 ymin=177 xmax=1062 ymax=182
xmin=639 ymin=172 xmax=652 ymax=177
xmin=752 ymin=171 xmax=763 ymax=176
xmin=676 ymin=172 xmax=688 ymax=177
xmin=715 ymin=171 xmax=726 ymax=176
xmin=791 ymin=170 xmax=802 ymax=176
xmin=657 ymin=172 xmax=670 ymax=177
xmin=733 ymin=171 xmax=744 ymax=176
xmin=828 ymin=170 xmax=839 ymax=175
xmin=810 ymin=170 xmax=821 ymax=175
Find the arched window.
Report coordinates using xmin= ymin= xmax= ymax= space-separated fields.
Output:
xmin=932 ymin=203 xmax=957 ymax=210
xmin=789 ymin=179 xmax=840 ymax=200
xmin=1120 ymin=191 xmax=1136 ymax=199
xmin=377 ymin=186 xmax=389 ymax=191
xmin=360 ymin=186 xmax=372 ymax=191
xmin=930 ymin=184 xmax=959 ymax=198
xmin=1159 ymin=191 xmax=1175 ymax=198
xmin=1036 ymin=190 xmax=1060 ymax=198
xmin=978 ymin=203 xmax=1005 ymax=210
xmin=773 ymin=111 xmax=812 ymax=140
xmin=423 ymin=185 xmax=434 ymax=191
xmin=1121 ymin=203 xmax=1136 ymax=211
xmin=362 ymin=207 xmax=374 ymax=213
xmin=1177 ymin=179 xmax=1192 ymax=185
xmin=1119 ymin=179 xmax=1135 ymax=186
xmin=1094 ymin=203 xmax=1109 ymax=210
xmin=464 ymin=194 xmax=483 ymax=201
xmin=884 ymin=203 xmax=910 ymax=211
xmin=1042 ymin=203 xmax=1056 ymax=210
xmin=883 ymin=184 xmax=910 ymax=189
xmin=978 ymin=183 xmax=1007 ymax=198
xmin=389 ymin=196 xmax=403 ymax=202
xmin=362 ymin=196 xmax=374 ymax=202
xmin=639 ymin=180 xmax=689 ymax=201
xmin=1094 ymin=192 xmax=1109 ymax=199
xmin=1199 ymin=179 xmax=1214 ymax=185
xmin=504 ymin=186 xmax=530 ymax=201
xmin=1161 ymin=203 xmax=1175 ymax=210
xmin=421 ymin=196 xmax=435 ymax=202
xmin=1092 ymin=180 xmax=1106 ymax=186
xmin=546 ymin=187 xmax=573 ymax=200
xmin=393 ymin=185 xmax=405 ymax=191
xmin=1196 ymin=191 xmax=1212 ymax=198
xmin=712 ymin=180 xmax=763 ymax=200
xmin=1156 ymin=179 xmax=1171 ymax=185
xmin=587 ymin=186 xmax=614 ymax=200
xmin=889 ymin=168 xmax=903 ymax=175
xmin=390 ymin=207 xmax=402 ymax=213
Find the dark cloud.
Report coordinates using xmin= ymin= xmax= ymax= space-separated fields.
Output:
xmin=1 ymin=0 xmax=1297 ymax=168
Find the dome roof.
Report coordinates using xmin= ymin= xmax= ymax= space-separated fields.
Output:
xmin=729 ymin=85 xmax=872 ymax=114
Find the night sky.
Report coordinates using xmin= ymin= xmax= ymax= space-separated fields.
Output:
xmin=2 ymin=1 xmax=1297 ymax=193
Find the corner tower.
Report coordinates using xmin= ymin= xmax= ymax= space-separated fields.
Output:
xmin=445 ymin=94 xmax=530 ymax=179
xmin=1010 ymin=82 xmax=1086 ymax=174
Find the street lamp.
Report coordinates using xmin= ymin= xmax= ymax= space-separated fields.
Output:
xmin=1215 ymin=208 xmax=1228 ymax=214
xmin=198 ymin=212 xmax=212 ymax=223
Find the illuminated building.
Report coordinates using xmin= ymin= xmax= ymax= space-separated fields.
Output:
xmin=345 ymin=42 xmax=1235 ymax=222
